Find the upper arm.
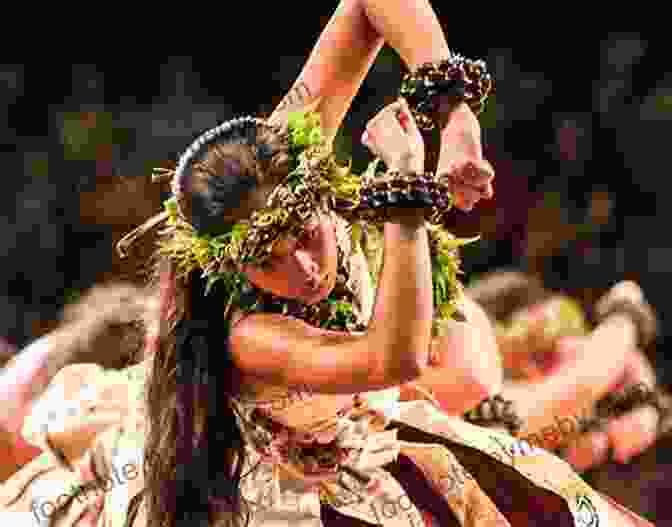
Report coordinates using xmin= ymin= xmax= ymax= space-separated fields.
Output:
xmin=269 ymin=0 xmax=384 ymax=141
xmin=230 ymin=313 xmax=414 ymax=393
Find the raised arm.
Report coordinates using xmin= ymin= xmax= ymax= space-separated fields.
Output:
xmin=269 ymin=0 xmax=451 ymax=141
xmin=234 ymin=101 xmax=433 ymax=393
xmin=270 ymin=0 xmax=494 ymax=212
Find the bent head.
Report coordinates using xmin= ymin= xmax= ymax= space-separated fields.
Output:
xmin=185 ymin=124 xmax=338 ymax=304
xmin=242 ymin=215 xmax=337 ymax=304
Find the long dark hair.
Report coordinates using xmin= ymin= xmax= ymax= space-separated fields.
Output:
xmin=127 ymin=125 xmax=291 ymax=527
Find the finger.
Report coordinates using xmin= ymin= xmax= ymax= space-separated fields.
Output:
xmin=562 ymin=430 xmax=610 ymax=472
xmin=367 ymin=100 xmax=405 ymax=132
xmin=462 ymin=160 xmax=495 ymax=189
xmin=454 ymin=193 xmax=477 ymax=212
xmin=484 ymin=181 xmax=494 ymax=200
xmin=452 ymin=186 xmax=482 ymax=212
xmin=443 ymin=168 xmax=481 ymax=208
xmin=443 ymin=165 xmax=490 ymax=200
xmin=361 ymin=130 xmax=380 ymax=157
xmin=606 ymin=406 xmax=659 ymax=463
xmin=365 ymin=118 xmax=406 ymax=159
xmin=481 ymin=158 xmax=496 ymax=182
xmin=395 ymin=98 xmax=421 ymax=136
xmin=623 ymin=347 xmax=657 ymax=388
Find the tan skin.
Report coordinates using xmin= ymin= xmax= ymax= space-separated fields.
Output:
xmin=233 ymin=100 xmax=502 ymax=417
xmin=1 ymin=0 xmax=496 ymax=472
xmin=552 ymin=283 xmax=660 ymax=470
xmin=461 ymin=281 xmax=660 ymax=469
xmin=233 ymin=0 xmax=496 ymax=395
xmin=404 ymin=273 xmax=660 ymax=468
xmin=233 ymin=100 xmax=433 ymax=393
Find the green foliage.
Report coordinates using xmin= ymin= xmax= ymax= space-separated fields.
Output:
xmin=323 ymin=296 xmax=356 ymax=330
xmin=29 ymin=155 xmax=49 ymax=179
xmin=287 ymin=111 xmax=323 ymax=150
xmin=430 ymin=231 xmax=480 ymax=321
xmin=63 ymin=288 xmax=81 ymax=305
xmin=479 ymin=93 xmax=498 ymax=130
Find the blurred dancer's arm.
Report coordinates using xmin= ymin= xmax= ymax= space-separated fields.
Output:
xmin=0 ymin=335 xmax=72 ymax=436
xmin=502 ymin=311 xmax=635 ymax=437
xmin=0 ymin=284 xmax=149 ymax=477
xmin=561 ymin=347 xmax=659 ymax=470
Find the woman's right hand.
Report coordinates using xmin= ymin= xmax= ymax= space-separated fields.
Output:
xmin=362 ymin=98 xmax=425 ymax=175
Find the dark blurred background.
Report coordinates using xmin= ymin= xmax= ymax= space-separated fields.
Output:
xmin=0 ymin=5 xmax=670 ymax=522
xmin=3 ymin=11 xmax=670 ymax=360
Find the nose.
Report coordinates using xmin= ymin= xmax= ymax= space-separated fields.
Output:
xmin=294 ymin=250 xmax=319 ymax=282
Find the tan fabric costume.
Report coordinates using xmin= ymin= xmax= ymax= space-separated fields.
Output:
xmin=0 ymin=356 xmax=654 ymax=526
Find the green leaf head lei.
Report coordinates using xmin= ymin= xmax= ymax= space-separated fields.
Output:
xmin=117 ymin=111 xmax=477 ymax=331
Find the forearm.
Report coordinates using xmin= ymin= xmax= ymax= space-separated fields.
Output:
xmin=360 ymin=0 xmax=450 ymax=70
xmin=278 ymin=0 xmax=450 ymax=138
xmin=367 ymin=221 xmax=433 ymax=383
xmin=505 ymin=314 xmax=637 ymax=436
xmin=0 ymin=333 xmax=72 ymax=435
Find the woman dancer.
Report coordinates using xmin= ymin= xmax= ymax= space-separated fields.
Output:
xmin=462 ymin=272 xmax=667 ymax=471
xmin=1 ymin=2 xmax=653 ymax=527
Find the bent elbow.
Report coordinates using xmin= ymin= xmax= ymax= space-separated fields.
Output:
xmin=373 ymin=344 xmax=427 ymax=387
xmin=397 ymin=355 xmax=426 ymax=384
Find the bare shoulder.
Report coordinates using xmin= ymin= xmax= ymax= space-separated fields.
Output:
xmin=231 ymin=312 xmax=351 ymax=362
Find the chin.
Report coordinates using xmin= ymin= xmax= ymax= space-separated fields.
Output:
xmin=301 ymin=284 xmax=334 ymax=305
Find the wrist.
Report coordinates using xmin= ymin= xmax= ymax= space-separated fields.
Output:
xmin=385 ymin=220 xmax=427 ymax=240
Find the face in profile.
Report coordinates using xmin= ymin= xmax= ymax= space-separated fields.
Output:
xmin=243 ymin=215 xmax=338 ymax=304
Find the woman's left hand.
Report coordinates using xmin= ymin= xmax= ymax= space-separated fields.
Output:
xmin=435 ymin=102 xmax=494 ymax=212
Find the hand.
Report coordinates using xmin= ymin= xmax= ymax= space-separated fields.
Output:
xmin=362 ymin=98 xmax=425 ymax=174
xmin=436 ymin=102 xmax=494 ymax=212
xmin=562 ymin=347 xmax=660 ymax=471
